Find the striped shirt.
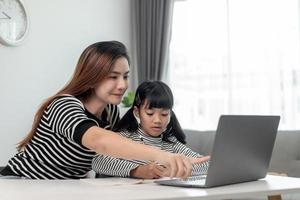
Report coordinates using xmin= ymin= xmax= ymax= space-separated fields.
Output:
xmin=7 ymin=95 xmax=119 ymax=179
xmin=92 ymin=127 xmax=209 ymax=177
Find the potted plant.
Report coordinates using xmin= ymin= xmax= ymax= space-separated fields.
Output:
xmin=119 ymin=91 xmax=135 ymax=116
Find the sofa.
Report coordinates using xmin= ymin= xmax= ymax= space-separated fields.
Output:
xmin=185 ymin=130 xmax=300 ymax=177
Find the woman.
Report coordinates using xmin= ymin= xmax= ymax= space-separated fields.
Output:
xmin=0 ymin=41 xmax=195 ymax=179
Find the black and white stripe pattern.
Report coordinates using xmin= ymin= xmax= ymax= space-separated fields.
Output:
xmin=7 ymin=96 xmax=119 ymax=179
xmin=92 ymin=128 xmax=209 ymax=177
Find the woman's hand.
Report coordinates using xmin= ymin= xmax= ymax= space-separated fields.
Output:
xmin=189 ymin=155 xmax=210 ymax=164
xmin=160 ymin=155 xmax=211 ymax=178
xmin=155 ymin=152 xmax=192 ymax=179
xmin=130 ymin=163 xmax=165 ymax=179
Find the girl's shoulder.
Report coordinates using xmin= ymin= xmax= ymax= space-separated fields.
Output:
xmin=168 ymin=135 xmax=178 ymax=143
xmin=117 ymin=129 xmax=132 ymax=137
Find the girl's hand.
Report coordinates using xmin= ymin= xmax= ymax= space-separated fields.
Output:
xmin=130 ymin=162 xmax=165 ymax=179
xmin=155 ymin=152 xmax=192 ymax=179
xmin=189 ymin=155 xmax=210 ymax=164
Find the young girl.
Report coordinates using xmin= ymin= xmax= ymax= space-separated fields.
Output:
xmin=0 ymin=41 xmax=197 ymax=179
xmin=92 ymin=81 xmax=210 ymax=179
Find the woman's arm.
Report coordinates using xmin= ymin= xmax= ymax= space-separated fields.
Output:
xmin=82 ymin=126 xmax=163 ymax=161
xmin=82 ymin=126 xmax=192 ymax=179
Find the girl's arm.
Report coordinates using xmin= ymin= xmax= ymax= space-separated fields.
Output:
xmin=92 ymin=154 xmax=167 ymax=179
xmin=91 ymin=129 xmax=166 ymax=179
xmin=92 ymin=154 xmax=142 ymax=177
xmin=82 ymin=126 xmax=192 ymax=179
xmin=91 ymin=130 xmax=144 ymax=177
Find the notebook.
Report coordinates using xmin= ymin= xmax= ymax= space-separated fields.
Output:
xmin=155 ymin=115 xmax=280 ymax=188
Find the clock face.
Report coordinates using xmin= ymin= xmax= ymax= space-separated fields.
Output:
xmin=0 ymin=0 xmax=28 ymax=46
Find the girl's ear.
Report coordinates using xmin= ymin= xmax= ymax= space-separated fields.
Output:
xmin=133 ymin=106 xmax=139 ymax=118
xmin=167 ymin=110 xmax=172 ymax=124
xmin=163 ymin=111 xmax=172 ymax=132
xmin=133 ymin=106 xmax=140 ymax=124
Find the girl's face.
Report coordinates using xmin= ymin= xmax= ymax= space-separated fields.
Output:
xmin=134 ymin=103 xmax=171 ymax=137
xmin=94 ymin=57 xmax=130 ymax=105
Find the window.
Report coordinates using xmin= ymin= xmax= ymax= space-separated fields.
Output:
xmin=169 ymin=0 xmax=300 ymax=130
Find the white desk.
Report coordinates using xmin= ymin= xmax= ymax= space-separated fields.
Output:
xmin=0 ymin=175 xmax=300 ymax=200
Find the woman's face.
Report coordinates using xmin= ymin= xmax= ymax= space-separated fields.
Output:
xmin=94 ymin=57 xmax=130 ymax=105
xmin=134 ymin=103 xmax=171 ymax=137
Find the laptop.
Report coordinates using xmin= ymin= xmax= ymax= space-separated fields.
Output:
xmin=155 ymin=115 xmax=280 ymax=188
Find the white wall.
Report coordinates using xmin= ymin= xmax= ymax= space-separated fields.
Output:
xmin=0 ymin=0 xmax=132 ymax=165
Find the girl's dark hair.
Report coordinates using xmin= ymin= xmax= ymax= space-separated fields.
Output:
xmin=114 ymin=81 xmax=186 ymax=144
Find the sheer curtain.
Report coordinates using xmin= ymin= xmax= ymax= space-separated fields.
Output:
xmin=168 ymin=0 xmax=300 ymax=130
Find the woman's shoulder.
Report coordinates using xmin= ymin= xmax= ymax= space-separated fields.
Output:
xmin=48 ymin=95 xmax=85 ymax=110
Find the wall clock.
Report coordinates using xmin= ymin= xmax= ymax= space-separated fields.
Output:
xmin=0 ymin=0 xmax=28 ymax=46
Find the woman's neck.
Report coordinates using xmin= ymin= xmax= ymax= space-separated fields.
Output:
xmin=83 ymin=96 xmax=107 ymax=118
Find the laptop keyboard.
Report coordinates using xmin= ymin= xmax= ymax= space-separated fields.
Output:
xmin=154 ymin=175 xmax=207 ymax=187
xmin=185 ymin=175 xmax=206 ymax=181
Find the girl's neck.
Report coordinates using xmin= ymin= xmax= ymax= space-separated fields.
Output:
xmin=138 ymin=126 xmax=162 ymax=138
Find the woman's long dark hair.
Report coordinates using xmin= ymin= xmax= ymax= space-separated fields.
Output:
xmin=114 ymin=81 xmax=186 ymax=144
xmin=17 ymin=41 xmax=130 ymax=151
